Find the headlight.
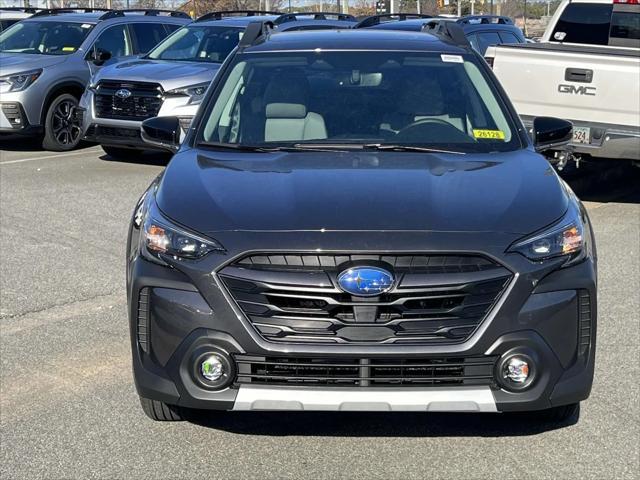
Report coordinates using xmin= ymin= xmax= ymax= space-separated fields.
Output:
xmin=138 ymin=191 xmax=224 ymax=264
xmin=508 ymin=203 xmax=586 ymax=265
xmin=0 ymin=69 xmax=42 ymax=93
xmin=165 ymin=82 xmax=209 ymax=103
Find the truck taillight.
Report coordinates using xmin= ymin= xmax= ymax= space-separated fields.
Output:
xmin=613 ymin=0 xmax=639 ymax=4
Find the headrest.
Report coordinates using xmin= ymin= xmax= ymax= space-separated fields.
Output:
xmin=265 ymin=103 xmax=307 ymax=119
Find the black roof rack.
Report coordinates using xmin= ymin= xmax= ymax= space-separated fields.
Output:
xmin=422 ymin=21 xmax=471 ymax=49
xmin=238 ymin=20 xmax=273 ymax=49
xmin=99 ymin=9 xmax=191 ymax=20
xmin=273 ymin=12 xmax=356 ymax=25
xmin=32 ymin=8 xmax=113 ymax=18
xmin=196 ymin=10 xmax=280 ymax=22
xmin=354 ymin=13 xmax=432 ymax=29
xmin=457 ymin=15 xmax=513 ymax=25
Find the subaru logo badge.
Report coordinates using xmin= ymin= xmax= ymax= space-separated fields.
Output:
xmin=115 ymin=88 xmax=132 ymax=99
xmin=337 ymin=267 xmax=394 ymax=297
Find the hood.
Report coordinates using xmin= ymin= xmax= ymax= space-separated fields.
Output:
xmin=157 ymin=149 xmax=569 ymax=236
xmin=0 ymin=53 xmax=67 ymax=75
xmin=95 ymin=59 xmax=221 ymax=90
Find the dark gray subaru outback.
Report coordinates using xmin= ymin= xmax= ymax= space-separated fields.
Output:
xmin=128 ymin=22 xmax=597 ymax=422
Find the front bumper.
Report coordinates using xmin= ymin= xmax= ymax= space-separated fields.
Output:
xmin=0 ymin=89 xmax=44 ymax=134
xmin=80 ymin=88 xmax=195 ymax=148
xmin=128 ymin=236 xmax=597 ymax=413
xmin=0 ymin=101 xmax=41 ymax=134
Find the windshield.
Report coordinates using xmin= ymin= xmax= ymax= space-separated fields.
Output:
xmin=199 ymin=51 xmax=521 ymax=153
xmin=147 ymin=25 xmax=243 ymax=63
xmin=0 ymin=20 xmax=93 ymax=55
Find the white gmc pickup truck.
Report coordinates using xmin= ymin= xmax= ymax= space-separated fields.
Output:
xmin=487 ymin=0 xmax=640 ymax=167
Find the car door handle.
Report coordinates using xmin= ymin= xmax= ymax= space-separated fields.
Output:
xmin=565 ymin=68 xmax=593 ymax=83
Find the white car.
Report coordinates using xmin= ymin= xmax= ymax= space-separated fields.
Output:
xmin=0 ymin=7 xmax=37 ymax=31
xmin=486 ymin=0 xmax=640 ymax=167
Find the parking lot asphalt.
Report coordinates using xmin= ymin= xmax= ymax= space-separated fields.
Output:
xmin=1 ymin=138 xmax=639 ymax=480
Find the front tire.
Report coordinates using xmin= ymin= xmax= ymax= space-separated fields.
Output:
xmin=42 ymin=93 xmax=82 ymax=151
xmin=139 ymin=396 xmax=184 ymax=422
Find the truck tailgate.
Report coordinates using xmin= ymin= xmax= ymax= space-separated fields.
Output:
xmin=493 ymin=43 xmax=640 ymax=128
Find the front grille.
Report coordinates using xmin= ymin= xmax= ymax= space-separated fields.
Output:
xmin=235 ymin=355 xmax=498 ymax=387
xmin=94 ymin=81 xmax=163 ymax=121
xmin=219 ymin=253 xmax=513 ymax=345
xmin=88 ymin=125 xmax=142 ymax=140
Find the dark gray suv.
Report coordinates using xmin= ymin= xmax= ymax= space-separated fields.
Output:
xmin=129 ymin=22 xmax=596 ymax=423
xmin=0 ymin=8 xmax=189 ymax=151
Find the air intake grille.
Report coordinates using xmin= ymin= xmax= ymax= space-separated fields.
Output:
xmin=578 ymin=290 xmax=592 ymax=359
xmin=235 ymin=355 xmax=498 ymax=387
xmin=137 ymin=287 xmax=150 ymax=353
xmin=219 ymin=253 xmax=512 ymax=345
xmin=94 ymin=81 xmax=163 ymax=120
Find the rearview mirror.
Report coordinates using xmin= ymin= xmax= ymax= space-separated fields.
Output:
xmin=141 ymin=116 xmax=181 ymax=153
xmin=532 ymin=117 xmax=573 ymax=152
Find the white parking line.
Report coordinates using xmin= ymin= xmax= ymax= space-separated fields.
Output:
xmin=0 ymin=148 xmax=103 ymax=166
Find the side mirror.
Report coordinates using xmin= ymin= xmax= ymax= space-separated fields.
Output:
xmin=532 ymin=116 xmax=573 ymax=152
xmin=90 ymin=48 xmax=112 ymax=66
xmin=141 ymin=116 xmax=181 ymax=153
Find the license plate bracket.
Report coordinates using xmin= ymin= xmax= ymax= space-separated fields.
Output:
xmin=572 ymin=126 xmax=591 ymax=144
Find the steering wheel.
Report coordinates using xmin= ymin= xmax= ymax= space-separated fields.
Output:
xmin=395 ymin=118 xmax=475 ymax=144
xmin=398 ymin=118 xmax=453 ymax=133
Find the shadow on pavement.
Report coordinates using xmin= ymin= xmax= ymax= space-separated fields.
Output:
xmin=185 ymin=409 xmax=578 ymax=437
xmin=99 ymin=151 xmax=172 ymax=167
xmin=0 ymin=135 xmax=95 ymax=153
xmin=563 ymin=160 xmax=640 ymax=204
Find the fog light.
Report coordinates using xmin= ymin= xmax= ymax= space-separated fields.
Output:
xmin=200 ymin=355 xmax=224 ymax=381
xmin=503 ymin=357 xmax=530 ymax=384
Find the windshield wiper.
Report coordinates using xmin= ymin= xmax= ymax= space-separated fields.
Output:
xmin=199 ymin=142 xmax=351 ymax=153
xmin=291 ymin=143 xmax=465 ymax=154
xmin=199 ymin=142 xmax=464 ymax=155
xmin=363 ymin=144 xmax=465 ymax=155
xmin=199 ymin=142 xmax=281 ymax=152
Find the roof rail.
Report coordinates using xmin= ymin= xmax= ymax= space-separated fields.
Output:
xmin=422 ymin=21 xmax=471 ymax=49
xmin=238 ymin=20 xmax=273 ymax=49
xmin=196 ymin=10 xmax=280 ymax=22
xmin=457 ymin=15 xmax=513 ymax=25
xmin=273 ymin=12 xmax=356 ymax=25
xmin=99 ymin=9 xmax=191 ymax=20
xmin=31 ymin=8 xmax=112 ymax=18
xmin=354 ymin=13 xmax=432 ymax=29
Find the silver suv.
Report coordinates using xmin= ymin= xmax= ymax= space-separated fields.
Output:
xmin=80 ymin=10 xmax=279 ymax=158
xmin=0 ymin=8 xmax=189 ymax=151
xmin=80 ymin=10 xmax=357 ymax=159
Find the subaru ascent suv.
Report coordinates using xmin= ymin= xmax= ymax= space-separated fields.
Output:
xmin=128 ymin=22 xmax=597 ymax=423
xmin=0 ymin=8 xmax=188 ymax=151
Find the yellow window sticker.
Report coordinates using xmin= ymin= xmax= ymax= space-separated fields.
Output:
xmin=473 ymin=129 xmax=506 ymax=140
xmin=62 ymin=47 xmax=76 ymax=52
